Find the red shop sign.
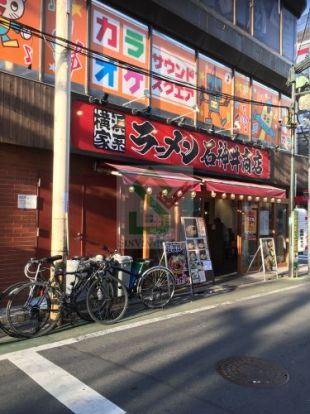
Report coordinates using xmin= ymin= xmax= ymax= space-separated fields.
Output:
xmin=71 ymin=101 xmax=270 ymax=180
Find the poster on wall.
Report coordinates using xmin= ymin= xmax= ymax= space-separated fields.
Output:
xmin=0 ymin=0 xmax=41 ymax=72
xmin=198 ymin=54 xmax=233 ymax=132
xmin=234 ymin=71 xmax=251 ymax=140
xmin=89 ymin=1 xmax=150 ymax=104
xmin=151 ymin=31 xmax=197 ymax=118
xmin=259 ymin=237 xmax=278 ymax=276
xmin=163 ymin=241 xmax=191 ymax=287
xmin=181 ymin=216 xmax=214 ymax=284
xmin=251 ymin=81 xmax=280 ymax=146
xmin=43 ymin=0 xmax=87 ymax=87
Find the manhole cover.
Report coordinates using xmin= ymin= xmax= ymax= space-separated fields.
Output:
xmin=216 ymin=356 xmax=289 ymax=388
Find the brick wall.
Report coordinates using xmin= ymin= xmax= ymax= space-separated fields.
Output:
xmin=0 ymin=144 xmax=51 ymax=290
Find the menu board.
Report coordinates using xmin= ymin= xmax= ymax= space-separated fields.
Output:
xmin=259 ymin=238 xmax=278 ymax=274
xmin=181 ymin=217 xmax=214 ymax=284
xmin=163 ymin=241 xmax=191 ymax=287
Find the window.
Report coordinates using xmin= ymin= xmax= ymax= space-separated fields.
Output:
xmin=282 ymin=7 xmax=296 ymax=61
xmin=254 ymin=0 xmax=280 ymax=52
xmin=236 ymin=0 xmax=250 ymax=31
xmin=200 ymin=0 xmax=233 ymax=21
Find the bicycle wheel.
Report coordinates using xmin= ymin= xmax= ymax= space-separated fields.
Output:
xmin=86 ymin=274 xmax=128 ymax=324
xmin=74 ymin=282 xmax=94 ymax=322
xmin=6 ymin=282 xmax=61 ymax=338
xmin=0 ymin=282 xmax=26 ymax=338
xmin=138 ymin=266 xmax=176 ymax=308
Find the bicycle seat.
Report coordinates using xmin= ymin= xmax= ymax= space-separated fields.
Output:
xmin=71 ymin=256 xmax=89 ymax=261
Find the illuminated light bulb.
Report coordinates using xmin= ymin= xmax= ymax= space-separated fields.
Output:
xmin=211 ymin=191 xmax=216 ymax=198
xmin=146 ymin=187 xmax=152 ymax=195
xmin=162 ymin=189 xmax=168 ymax=196
xmin=276 ymin=198 xmax=281 ymax=203
xmin=230 ymin=193 xmax=236 ymax=200
xmin=239 ymin=195 xmax=244 ymax=200
xmin=128 ymin=186 xmax=135 ymax=193
xmin=222 ymin=193 xmax=227 ymax=199
xmin=177 ymin=190 xmax=183 ymax=197
xmin=271 ymin=197 xmax=275 ymax=203
xmin=76 ymin=110 xmax=83 ymax=116
xmin=191 ymin=191 xmax=197 ymax=198
xmin=263 ymin=197 xmax=268 ymax=202
xmin=248 ymin=195 xmax=252 ymax=201
xmin=255 ymin=196 xmax=260 ymax=202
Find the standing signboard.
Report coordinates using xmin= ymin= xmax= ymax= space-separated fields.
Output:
xmin=163 ymin=241 xmax=191 ymax=288
xmin=260 ymin=238 xmax=278 ymax=277
xmin=247 ymin=237 xmax=278 ymax=280
xmin=181 ymin=217 xmax=214 ymax=284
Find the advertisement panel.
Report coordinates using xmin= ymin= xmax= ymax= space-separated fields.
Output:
xmin=234 ymin=71 xmax=251 ymax=140
xmin=89 ymin=1 xmax=149 ymax=103
xmin=0 ymin=0 xmax=41 ymax=71
xmin=71 ymin=100 xmax=271 ymax=180
xmin=151 ymin=31 xmax=197 ymax=117
xmin=43 ymin=0 xmax=87 ymax=87
xmin=251 ymin=81 xmax=280 ymax=146
xmin=279 ymin=95 xmax=291 ymax=151
xmin=198 ymin=54 xmax=233 ymax=131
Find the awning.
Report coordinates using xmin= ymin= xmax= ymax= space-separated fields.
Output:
xmin=105 ymin=163 xmax=201 ymax=191
xmin=199 ymin=177 xmax=286 ymax=199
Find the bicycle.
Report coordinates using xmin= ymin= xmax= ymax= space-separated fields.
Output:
xmin=85 ymin=251 xmax=176 ymax=325
xmin=5 ymin=255 xmax=128 ymax=337
xmin=0 ymin=254 xmax=62 ymax=338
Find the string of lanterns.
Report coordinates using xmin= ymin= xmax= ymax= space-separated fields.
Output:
xmin=128 ymin=185 xmax=282 ymax=203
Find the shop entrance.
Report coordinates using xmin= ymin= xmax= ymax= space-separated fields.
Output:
xmin=204 ymin=198 xmax=238 ymax=276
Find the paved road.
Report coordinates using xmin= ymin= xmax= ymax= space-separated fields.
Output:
xmin=1 ymin=276 xmax=310 ymax=414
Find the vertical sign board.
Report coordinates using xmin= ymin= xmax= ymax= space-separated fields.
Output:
xmin=252 ymin=81 xmax=280 ymax=146
xmin=89 ymin=1 xmax=149 ymax=104
xmin=181 ymin=217 xmax=214 ymax=284
xmin=43 ymin=0 xmax=87 ymax=88
xmin=280 ymin=95 xmax=292 ymax=151
xmin=197 ymin=54 xmax=233 ymax=132
xmin=0 ymin=0 xmax=41 ymax=72
xmin=163 ymin=241 xmax=191 ymax=288
xmin=234 ymin=71 xmax=251 ymax=140
xmin=151 ymin=31 xmax=197 ymax=118
xmin=259 ymin=237 xmax=278 ymax=277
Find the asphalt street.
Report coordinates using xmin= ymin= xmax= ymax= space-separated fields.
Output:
xmin=0 ymin=275 xmax=310 ymax=414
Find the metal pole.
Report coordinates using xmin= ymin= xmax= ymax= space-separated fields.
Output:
xmin=288 ymin=67 xmax=297 ymax=278
xmin=308 ymin=133 xmax=310 ymax=273
xmin=51 ymin=0 xmax=72 ymax=257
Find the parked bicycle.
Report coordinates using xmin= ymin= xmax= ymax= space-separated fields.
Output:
xmin=0 ymin=255 xmax=62 ymax=338
xmin=5 ymin=255 xmax=128 ymax=338
xmin=85 ymin=251 xmax=176 ymax=325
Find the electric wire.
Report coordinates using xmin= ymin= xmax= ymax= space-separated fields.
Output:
xmin=0 ymin=16 xmax=290 ymax=111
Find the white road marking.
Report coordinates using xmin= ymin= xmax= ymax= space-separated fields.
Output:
xmin=0 ymin=282 xmax=306 ymax=414
xmin=9 ymin=350 xmax=126 ymax=414
xmin=0 ymin=282 xmax=304 ymax=362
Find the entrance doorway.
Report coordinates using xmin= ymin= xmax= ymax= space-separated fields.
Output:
xmin=205 ymin=198 xmax=238 ymax=276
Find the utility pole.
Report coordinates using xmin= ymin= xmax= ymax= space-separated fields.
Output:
xmin=288 ymin=56 xmax=310 ymax=277
xmin=288 ymin=67 xmax=297 ymax=278
xmin=51 ymin=0 xmax=72 ymax=258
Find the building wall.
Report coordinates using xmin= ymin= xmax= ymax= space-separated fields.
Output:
xmin=0 ymin=144 xmax=50 ymax=289
xmin=0 ymin=142 xmax=118 ymax=289
xmin=0 ymin=72 xmax=53 ymax=149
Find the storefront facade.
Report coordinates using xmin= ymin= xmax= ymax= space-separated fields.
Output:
xmin=0 ymin=0 xmax=307 ymax=287
xmin=67 ymin=98 xmax=287 ymax=277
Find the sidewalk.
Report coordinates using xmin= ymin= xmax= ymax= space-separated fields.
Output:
xmin=0 ymin=263 xmax=309 ymax=351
